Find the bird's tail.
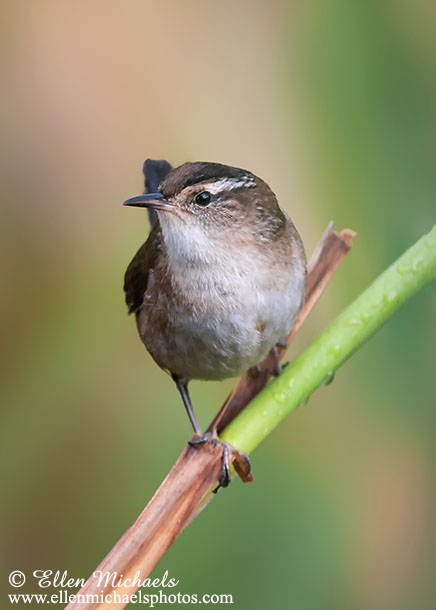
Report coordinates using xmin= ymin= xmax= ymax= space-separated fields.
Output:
xmin=142 ymin=159 xmax=173 ymax=227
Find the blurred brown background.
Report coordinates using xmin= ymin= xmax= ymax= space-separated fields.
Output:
xmin=1 ymin=1 xmax=435 ymax=609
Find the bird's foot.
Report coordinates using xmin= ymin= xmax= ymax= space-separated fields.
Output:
xmin=213 ymin=444 xmax=253 ymax=493
xmin=271 ymin=342 xmax=290 ymax=377
xmin=271 ymin=357 xmax=290 ymax=377
xmin=249 ymin=340 xmax=289 ymax=379
xmin=213 ymin=442 xmax=231 ymax=493
xmin=188 ymin=432 xmax=253 ymax=493
xmin=188 ymin=431 xmax=213 ymax=445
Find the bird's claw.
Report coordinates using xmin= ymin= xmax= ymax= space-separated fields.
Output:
xmin=187 ymin=432 xmax=230 ymax=492
xmin=188 ymin=433 xmax=253 ymax=493
xmin=188 ymin=431 xmax=213 ymax=445
xmin=249 ymin=338 xmax=288 ymax=379
xmin=213 ymin=443 xmax=230 ymax=494
xmin=213 ymin=443 xmax=253 ymax=493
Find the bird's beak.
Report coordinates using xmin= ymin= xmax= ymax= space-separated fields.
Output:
xmin=122 ymin=192 xmax=174 ymax=212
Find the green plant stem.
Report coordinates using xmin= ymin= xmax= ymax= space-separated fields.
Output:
xmin=221 ymin=226 xmax=436 ymax=455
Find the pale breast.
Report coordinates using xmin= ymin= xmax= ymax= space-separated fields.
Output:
xmin=136 ymin=237 xmax=306 ymax=381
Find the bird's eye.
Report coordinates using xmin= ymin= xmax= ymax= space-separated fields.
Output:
xmin=195 ymin=191 xmax=212 ymax=206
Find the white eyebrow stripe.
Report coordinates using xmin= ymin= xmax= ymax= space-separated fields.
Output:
xmin=204 ymin=175 xmax=256 ymax=194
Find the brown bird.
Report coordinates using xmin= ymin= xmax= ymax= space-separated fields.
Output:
xmin=123 ymin=159 xmax=306 ymax=487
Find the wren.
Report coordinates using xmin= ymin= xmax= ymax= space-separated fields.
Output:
xmin=123 ymin=159 xmax=306 ymax=488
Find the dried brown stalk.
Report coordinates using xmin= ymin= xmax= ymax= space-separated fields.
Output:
xmin=66 ymin=223 xmax=354 ymax=610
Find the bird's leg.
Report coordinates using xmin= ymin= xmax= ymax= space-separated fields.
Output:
xmin=172 ymin=375 xmax=229 ymax=488
xmin=271 ymin=344 xmax=282 ymax=376
xmin=270 ymin=338 xmax=290 ymax=376
xmin=172 ymin=375 xmax=202 ymax=436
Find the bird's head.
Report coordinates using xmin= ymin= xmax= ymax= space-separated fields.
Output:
xmin=123 ymin=161 xmax=287 ymax=244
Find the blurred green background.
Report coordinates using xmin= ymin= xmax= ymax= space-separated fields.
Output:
xmin=1 ymin=1 xmax=435 ymax=609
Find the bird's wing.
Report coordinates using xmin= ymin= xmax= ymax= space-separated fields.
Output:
xmin=123 ymin=222 xmax=161 ymax=315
